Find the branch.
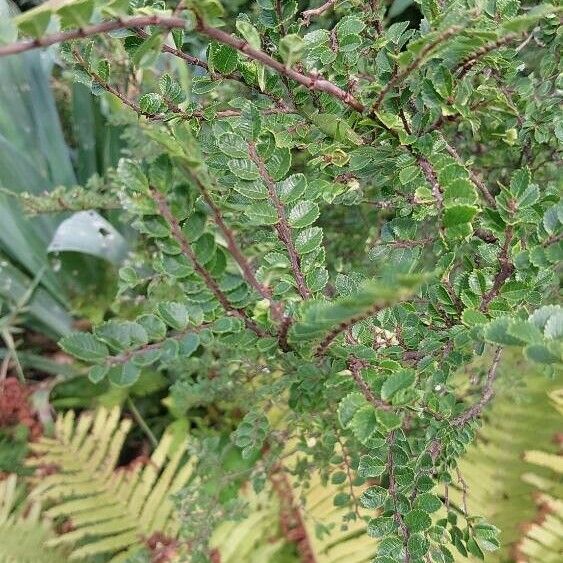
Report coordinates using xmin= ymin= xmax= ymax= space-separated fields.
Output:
xmin=0 ymin=15 xmax=187 ymax=58
xmin=315 ymin=301 xmax=383 ymax=356
xmin=149 ymin=188 xmax=266 ymax=337
xmin=196 ymin=18 xmax=364 ymax=112
xmin=247 ymin=143 xmax=311 ymax=300
xmin=479 ymin=226 xmax=514 ymax=311
xmin=184 ymin=170 xmax=282 ymax=317
xmin=418 ymin=157 xmax=443 ymax=208
xmin=301 ymin=0 xmax=339 ymax=27
xmin=347 ymin=357 xmax=391 ymax=411
xmin=387 ymin=431 xmax=411 ymax=562
xmin=456 ymin=33 xmax=520 ymax=77
xmin=371 ymin=26 xmax=461 ymax=112
xmin=453 ymin=347 xmax=503 ymax=426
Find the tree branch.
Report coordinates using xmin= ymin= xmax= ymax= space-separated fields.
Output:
xmin=453 ymin=347 xmax=503 ymax=427
xmin=371 ymin=26 xmax=461 ymax=112
xmin=347 ymin=357 xmax=391 ymax=411
xmin=301 ymin=0 xmax=339 ymax=26
xmin=479 ymin=226 xmax=514 ymax=311
xmin=0 ymin=15 xmax=187 ymax=58
xmin=196 ymin=18 xmax=364 ymax=112
xmin=315 ymin=302 xmax=383 ymax=356
xmin=149 ymin=188 xmax=266 ymax=336
xmin=247 ymin=142 xmax=311 ymax=300
xmin=456 ymin=33 xmax=520 ymax=77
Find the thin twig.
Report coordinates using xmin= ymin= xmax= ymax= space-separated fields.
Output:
xmin=456 ymin=33 xmax=520 ymax=77
xmin=479 ymin=227 xmax=514 ymax=311
xmin=347 ymin=357 xmax=391 ymax=411
xmin=0 ymin=15 xmax=187 ymax=57
xmin=301 ymin=0 xmax=339 ymax=26
xmin=372 ymin=26 xmax=461 ymax=112
xmin=247 ymin=143 xmax=311 ymax=300
xmin=150 ymin=189 xmax=266 ymax=336
xmin=452 ymin=347 xmax=503 ymax=427
xmin=127 ymin=396 xmax=158 ymax=449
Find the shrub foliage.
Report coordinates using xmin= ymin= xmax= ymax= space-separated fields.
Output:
xmin=0 ymin=0 xmax=561 ymax=561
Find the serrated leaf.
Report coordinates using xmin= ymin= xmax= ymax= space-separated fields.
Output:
xmin=288 ymin=201 xmax=319 ymax=229
xmin=404 ymin=509 xmax=432 ymax=532
xmin=244 ymin=201 xmax=278 ymax=225
xmin=277 ymin=173 xmax=307 ymax=204
xmin=381 ymin=369 xmax=415 ymax=400
xmin=60 ymin=332 xmax=108 ymax=362
xmin=208 ymin=43 xmax=238 ymax=74
xmin=360 ymin=485 xmax=388 ymax=509
xmin=217 ymin=132 xmax=247 ymax=158
xmin=228 ymin=158 xmax=260 ymax=180
xmin=295 ymin=227 xmax=323 ymax=254
xmin=443 ymin=205 xmax=478 ymax=227
xmin=156 ymin=302 xmax=189 ymax=330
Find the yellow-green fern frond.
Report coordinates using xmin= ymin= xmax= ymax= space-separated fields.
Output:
xmin=451 ymin=354 xmax=562 ymax=562
xmin=0 ymin=474 xmax=68 ymax=562
xmin=26 ymin=406 xmax=194 ymax=562
xmin=513 ymin=388 xmax=563 ymax=563
xmin=211 ymin=451 xmax=375 ymax=563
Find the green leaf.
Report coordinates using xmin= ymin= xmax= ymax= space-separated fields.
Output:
xmin=88 ymin=364 xmax=109 ymax=383
xmin=358 ymin=455 xmax=386 ymax=478
xmin=288 ymin=201 xmax=319 ymax=229
xmin=208 ymin=43 xmax=238 ymax=74
xmin=367 ymin=516 xmax=395 ymax=538
xmin=360 ymin=485 xmax=388 ymax=509
xmin=279 ymin=34 xmax=305 ymax=67
xmin=136 ymin=314 xmax=167 ymax=341
xmin=443 ymin=205 xmax=478 ymax=227
xmin=157 ymin=302 xmax=189 ymax=330
xmin=483 ymin=317 xmax=523 ymax=346
xmin=217 ymin=132 xmax=248 ymax=158
xmin=58 ymin=0 xmax=94 ymax=28
xmin=338 ymin=392 xmax=367 ymax=428
xmin=94 ymin=321 xmax=148 ymax=352
xmin=236 ymin=20 xmax=261 ymax=50
xmin=277 ymin=173 xmax=307 ymax=204
xmin=404 ymin=509 xmax=432 ymax=533
xmin=238 ymin=102 xmax=262 ymax=141
xmin=295 ymin=227 xmax=323 ymax=254
xmin=414 ymin=493 xmax=442 ymax=513
xmin=228 ymin=158 xmax=260 ymax=180
xmin=60 ymin=332 xmax=108 ymax=362
xmin=14 ymin=9 xmax=51 ymax=38
xmin=244 ymin=202 xmax=278 ymax=225
xmin=380 ymin=369 xmax=415 ymax=400
xmin=109 ymin=362 xmax=141 ymax=387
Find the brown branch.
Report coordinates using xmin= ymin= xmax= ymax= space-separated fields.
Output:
xmin=456 ymin=33 xmax=520 ymax=78
xmin=301 ymin=0 xmax=339 ymax=26
xmin=347 ymin=357 xmax=391 ymax=411
xmin=0 ymin=15 xmax=187 ymax=58
xmin=479 ymin=227 xmax=514 ymax=311
xmin=387 ymin=431 xmax=410 ymax=562
xmin=149 ymin=188 xmax=266 ymax=336
xmin=371 ymin=26 xmax=461 ymax=112
xmin=72 ymin=50 xmax=150 ymax=117
xmin=315 ymin=302 xmax=383 ymax=356
xmin=196 ymin=18 xmax=364 ymax=112
xmin=452 ymin=347 xmax=503 ymax=427
xmin=184 ymin=171 xmax=284 ymax=320
xmin=418 ymin=157 xmax=443 ymax=208
xmin=247 ymin=142 xmax=311 ymax=300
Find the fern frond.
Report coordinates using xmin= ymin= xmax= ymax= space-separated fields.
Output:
xmin=451 ymin=353 xmax=562 ymax=561
xmin=0 ymin=474 xmax=68 ymax=563
xmin=513 ymin=388 xmax=563 ymax=563
xmin=27 ymin=406 xmax=194 ymax=561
